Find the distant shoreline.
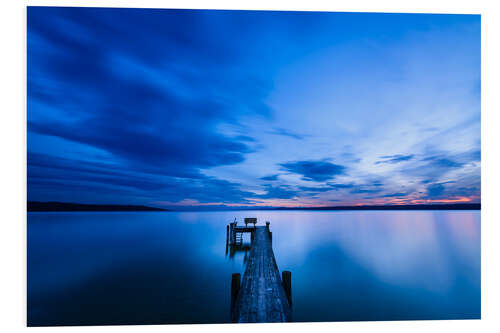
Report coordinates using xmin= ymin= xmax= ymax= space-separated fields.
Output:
xmin=252 ymin=203 xmax=481 ymax=211
xmin=27 ymin=202 xmax=168 ymax=212
xmin=27 ymin=201 xmax=480 ymax=212
xmin=170 ymin=203 xmax=481 ymax=211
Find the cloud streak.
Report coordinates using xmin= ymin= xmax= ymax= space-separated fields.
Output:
xmin=375 ymin=154 xmax=414 ymax=164
xmin=267 ymin=127 xmax=308 ymax=140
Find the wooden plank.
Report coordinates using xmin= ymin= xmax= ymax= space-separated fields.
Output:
xmin=231 ymin=227 xmax=291 ymax=323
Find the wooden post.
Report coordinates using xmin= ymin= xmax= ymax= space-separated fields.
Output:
xmin=282 ymin=271 xmax=292 ymax=307
xmin=226 ymin=225 xmax=230 ymax=254
xmin=229 ymin=223 xmax=234 ymax=246
xmin=231 ymin=273 xmax=241 ymax=309
xmin=266 ymin=222 xmax=272 ymax=243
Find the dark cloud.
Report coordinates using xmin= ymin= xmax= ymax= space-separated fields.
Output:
xmin=28 ymin=153 xmax=255 ymax=205
xmin=426 ymin=183 xmax=445 ymax=198
xmin=375 ymin=154 xmax=414 ymax=164
xmin=421 ymin=180 xmax=480 ymax=201
xmin=27 ymin=7 xmax=275 ymax=183
xmin=260 ymin=174 xmax=279 ymax=181
xmin=28 ymin=119 xmax=254 ymax=178
xmin=422 ymin=156 xmax=464 ymax=168
xmin=279 ymin=160 xmax=345 ymax=182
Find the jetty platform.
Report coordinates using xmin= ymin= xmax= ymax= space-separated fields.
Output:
xmin=227 ymin=219 xmax=292 ymax=323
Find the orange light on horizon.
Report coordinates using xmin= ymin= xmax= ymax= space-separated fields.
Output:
xmin=152 ymin=195 xmax=479 ymax=208
xmin=409 ymin=196 xmax=474 ymax=205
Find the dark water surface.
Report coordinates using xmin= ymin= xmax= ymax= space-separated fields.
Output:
xmin=27 ymin=210 xmax=480 ymax=325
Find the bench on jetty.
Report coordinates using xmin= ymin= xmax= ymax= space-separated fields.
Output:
xmin=227 ymin=219 xmax=292 ymax=323
xmin=226 ymin=218 xmax=256 ymax=247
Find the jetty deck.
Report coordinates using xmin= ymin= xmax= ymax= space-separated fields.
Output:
xmin=229 ymin=224 xmax=292 ymax=323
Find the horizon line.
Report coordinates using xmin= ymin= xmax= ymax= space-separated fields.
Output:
xmin=27 ymin=201 xmax=481 ymax=212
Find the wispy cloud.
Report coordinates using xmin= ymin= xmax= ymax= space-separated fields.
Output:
xmin=375 ymin=154 xmax=414 ymax=165
xmin=267 ymin=127 xmax=308 ymax=140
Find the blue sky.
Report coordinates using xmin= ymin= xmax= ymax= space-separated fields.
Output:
xmin=27 ymin=7 xmax=481 ymax=208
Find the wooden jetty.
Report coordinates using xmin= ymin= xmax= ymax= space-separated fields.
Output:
xmin=227 ymin=219 xmax=292 ymax=323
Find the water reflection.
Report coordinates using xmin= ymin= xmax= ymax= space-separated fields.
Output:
xmin=226 ymin=243 xmax=252 ymax=261
xmin=27 ymin=210 xmax=480 ymax=325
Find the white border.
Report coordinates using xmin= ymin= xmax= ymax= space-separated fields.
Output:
xmin=2 ymin=0 xmax=499 ymax=332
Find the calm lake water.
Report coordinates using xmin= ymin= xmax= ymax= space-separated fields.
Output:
xmin=27 ymin=210 xmax=480 ymax=326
